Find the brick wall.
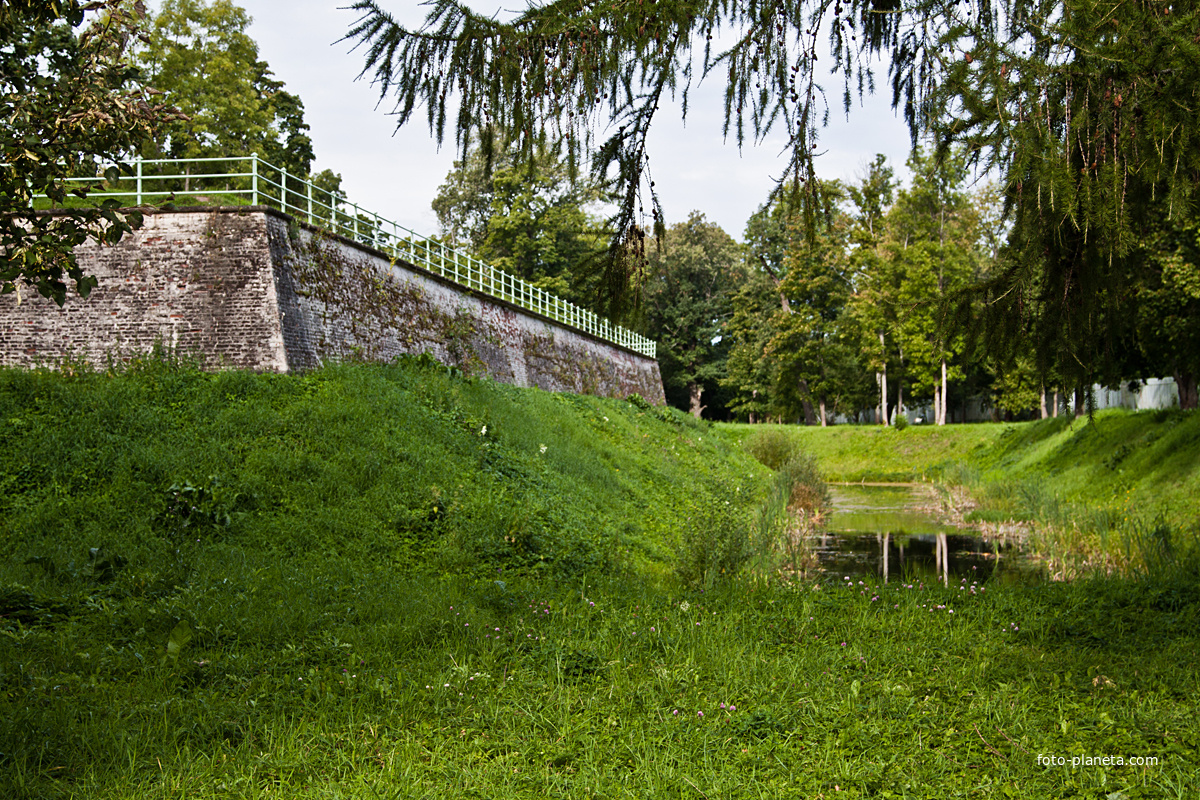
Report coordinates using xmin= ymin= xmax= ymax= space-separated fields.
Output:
xmin=0 ymin=208 xmax=665 ymax=404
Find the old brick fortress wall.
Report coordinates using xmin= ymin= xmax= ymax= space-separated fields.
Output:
xmin=0 ymin=207 xmax=666 ymax=404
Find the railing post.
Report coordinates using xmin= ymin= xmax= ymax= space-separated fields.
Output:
xmin=135 ymin=155 xmax=142 ymax=206
xmin=307 ymin=179 xmax=313 ymax=222
xmin=250 ymin=153 xmax=259 ymax=205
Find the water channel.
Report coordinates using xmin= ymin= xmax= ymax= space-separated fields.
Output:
xmin=813 ymin=484 xmax=1043 ymax=585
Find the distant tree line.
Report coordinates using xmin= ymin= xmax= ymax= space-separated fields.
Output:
xmin=433 ymin=139 xmax=1199 ymax=420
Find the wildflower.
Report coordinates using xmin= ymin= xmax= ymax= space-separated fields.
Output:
xmin=539 ymin=444 xmax=547 ymax=454
xmin=697 ymin=711 xmax=704 ymax=718
xmin=480 ymin=425 xmax=487 ymax=435
xmin=680 ymin=601 xmax=690 ymax=612
xmin=673 ymin=709 xmax=679 ymax=716
xmin=730 ymin=705 xmax=736 ymax=712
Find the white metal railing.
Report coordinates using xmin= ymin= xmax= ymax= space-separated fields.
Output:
xmin=41 ymin=154 xmax=656 ymax=358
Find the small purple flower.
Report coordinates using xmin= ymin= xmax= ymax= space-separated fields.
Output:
xmin=730 ymin=705 xmax=736 ymax=712
xmin=697 ymin=711 xmax=704 ymax=718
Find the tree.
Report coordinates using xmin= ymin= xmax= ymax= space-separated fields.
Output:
xmin=2 ymin=0 xmax=177 ymax=305
xmin=723 ymin=190 xmax=804 ymax=422
xmin=432 ymin=141 xmax=611 ymax=306
xmin=1132 ymin=217 xmax=1200 ymax=409
xmin=845 ymin=155 xmax=898 ymax=424
xmin=643 ymin=212 xmax=745 ymax=417
xmin=881 ymin=147 xmax=979 ymax=425
xmin=768 ymin=182 xmax=864 ymax=426
xmin=941 ymin=1 xmax=1200 ymax=395
xmin=723 ymin=273 xmax=782 ymax=422
xmin=344 ymin=0 xmax=1200 ymax=391
xmin=139 ymin=0 xmax=314 ymax=178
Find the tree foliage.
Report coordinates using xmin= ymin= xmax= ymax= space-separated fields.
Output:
xmin=344 ymin=0 xmax=1200 ymax=391
xmin=1 ymin=0 xmax=177 ymax=305
xmin=768 ymin=183 xmax=864 ymax=425
xmin=432 ymin=141 xmax=611 ymax=305
xmin=643 ymin=212 xmax=745 ymax=417
xmin=139 ymin=0 xmax=314 ymax=177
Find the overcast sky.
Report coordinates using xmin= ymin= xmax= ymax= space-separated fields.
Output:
xmin=194 ymin=1 xmax=917 ymax=241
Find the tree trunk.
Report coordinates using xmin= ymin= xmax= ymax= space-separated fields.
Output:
xmin=818 ymin=397 xmax=828 ymax=427
xmin=1039 ymin=385 xmax=1048 ymax=419
xmin=939 ymin=358 xmax=948 ymax=425
xmin=1175 ymin=372 xmax=1199 ymax=410
xmin=933 ymin=384 xmax=941 ymax=427
xmin=1052 ymin=390 xmax=1059 ymax=418
xmin=879 ymin=342 xmax=889 ymax=426
xmin=1074 ymin=385 xmax=1086 ymax=418
xmin=897 ymin=382 xmax=904 ymax=423
xmin=688 ymin=382 xmax=705 ymax=419
xmin=799 ymin=379 xmax=817 ymax=426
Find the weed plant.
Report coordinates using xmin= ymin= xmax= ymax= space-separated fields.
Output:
xmin=739 ymin=432 xmax=833 ymax=578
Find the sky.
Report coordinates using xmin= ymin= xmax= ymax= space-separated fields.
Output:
xmin=200 ymin=0 xmax=917 ymax=242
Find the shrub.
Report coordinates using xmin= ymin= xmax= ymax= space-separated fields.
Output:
xmin=743 ymin=451 xmax=832 ymax=578
xmin=674 ymin=493 xmax=753 ymax=589
xmin=778 ymin=452 xmax=831 ymax=514
xmin=893 ymin=413 xmax=908 ymax=431
xmin=743 ymin=428 xmax=802 ymax=471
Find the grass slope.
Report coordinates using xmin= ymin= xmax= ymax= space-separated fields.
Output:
xmin=1 ymin=365 xmax=1197 ymax=798
xmin=0 ymin=357 xmax=768 ymax=582
xmin=721 ymin=412 xmax=1200 ymax=525
xmin=967 ymin=410 xmax=1200 ymax=522
xmin=717 ymin=422 xmax=1008 ymax=483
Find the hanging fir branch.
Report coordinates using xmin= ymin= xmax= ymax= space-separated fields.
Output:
xmin=344 ymin=0 xmax=1199 ymax=346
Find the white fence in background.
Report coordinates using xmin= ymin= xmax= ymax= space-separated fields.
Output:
xmin=888 ymin=378 xmax=1181 ymax=424
xmin=41 ymin=154 xmax=656 ymax=358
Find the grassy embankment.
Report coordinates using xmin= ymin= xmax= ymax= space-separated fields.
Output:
xmin=2 ymin=361 xmax=1198 ymax=798
xmin=721 ymin=412 xmax=1200 ymax=577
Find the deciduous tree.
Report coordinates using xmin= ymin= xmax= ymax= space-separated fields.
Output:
xmin=139 ymin=0 xmax=314 ymax=177
xmin=1 ymin=0 xmax=176 ymax=304
xmin=432 ymin=141 xmax=611 ymax=306
xmin=643 ymin=212 xmax=745 ymax=417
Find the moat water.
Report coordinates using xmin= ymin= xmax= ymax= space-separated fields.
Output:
xmin=813 ymin=484 xmax=1042 ymax=585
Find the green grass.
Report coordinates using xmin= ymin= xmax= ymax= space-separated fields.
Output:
xmin=718 ymin=421 xmax=1009 ymax=482
xmin=721 ymin=413 xmax=1200 ymax=578
xmin=0 ymin=355 xmax=768 ymax=582
xmin=967 ymin=410 xmax=1200 ymax=521
xmin=2 ymin=569 xmax=1196 ymax=798
xmin=2 ymin=363 xmax=1198 ymax=797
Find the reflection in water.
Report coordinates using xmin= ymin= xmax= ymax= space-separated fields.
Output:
xmin=814 ymin=485 xmax=1039 ymax=584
